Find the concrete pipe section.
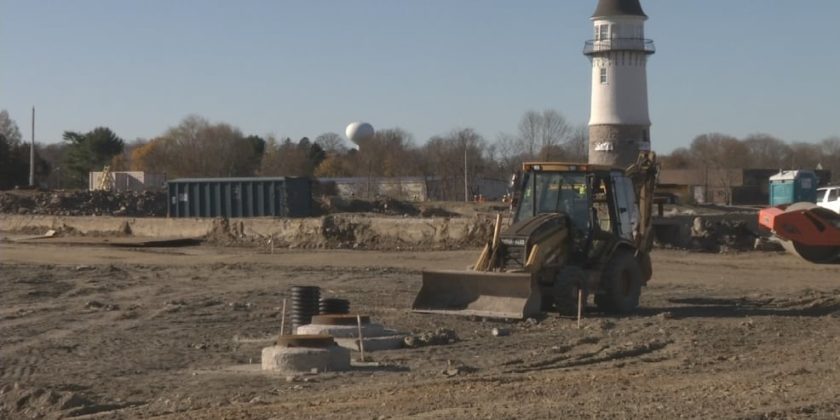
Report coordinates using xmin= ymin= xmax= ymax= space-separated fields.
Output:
xmin=261 ymin=334 xmax=351 ymax=373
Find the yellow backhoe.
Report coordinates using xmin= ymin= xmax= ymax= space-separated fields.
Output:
xmin=412 ymin=152 xmax=658 ymax=319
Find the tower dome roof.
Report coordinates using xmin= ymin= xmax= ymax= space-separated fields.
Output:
xmin=592 ymin=0 xmax=646 ymax=18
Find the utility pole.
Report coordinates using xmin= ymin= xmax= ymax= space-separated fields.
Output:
xmin=463 ymin=141 xmax=469 ymax=202
xmin=29 ymin=107 xmax=35 ymax=187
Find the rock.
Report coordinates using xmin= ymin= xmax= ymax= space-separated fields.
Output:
xmin=441 ymin=360 xmax=477 ymax=377
xmin=657 ymin=311 xmax=674 ymax=320
xmin=491 ymin=328 xmax=509 ymax=337
xmin=85 ymin=301 xmax=104 ymax=309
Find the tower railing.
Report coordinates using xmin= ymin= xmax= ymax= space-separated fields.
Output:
xmin=583 ymin=38 xmax=655 ymax=55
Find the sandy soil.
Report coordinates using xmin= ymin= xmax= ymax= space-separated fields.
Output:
xmin=1 ymin=239 xmax=840 ymax=419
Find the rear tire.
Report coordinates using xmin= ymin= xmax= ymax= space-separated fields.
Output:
xmin=595 ymin=250 xmax=642 ymax=314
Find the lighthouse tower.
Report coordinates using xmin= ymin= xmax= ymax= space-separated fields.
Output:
xmin=584 ymin=0 xmax=654 ymax=167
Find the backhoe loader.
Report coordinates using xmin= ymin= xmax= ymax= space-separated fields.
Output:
xmin=412 ymin=152 xmax=658 ymax=319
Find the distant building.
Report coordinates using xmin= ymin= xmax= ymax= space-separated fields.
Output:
xmin=658 ymin=168 xmax=832 ymax=205
xmin=89 ymin=171 xmax=166 ymax=192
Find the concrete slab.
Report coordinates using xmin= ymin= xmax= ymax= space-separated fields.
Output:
xmin=295 ymin=323 xmax=406 ymax=352
xmin=295 ymin=323 xmax=386 ymax=338
xmin=334 ymin=335 xmax=405 ymax=352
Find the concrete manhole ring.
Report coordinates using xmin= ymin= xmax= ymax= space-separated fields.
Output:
xmin=275 ymin=334 xmax=336 ymax=348
xmin=310 ymin=314 xmax=370 ymax=326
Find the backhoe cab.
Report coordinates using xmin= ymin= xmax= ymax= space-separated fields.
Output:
xmin=412 ymin=152 xmax=657 ymax=319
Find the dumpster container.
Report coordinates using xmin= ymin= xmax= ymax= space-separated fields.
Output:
xmin=167 ymin=177 xmax=311 ymax=218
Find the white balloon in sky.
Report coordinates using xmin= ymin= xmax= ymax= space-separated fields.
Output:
xmin=345 ymin=122 xmax=375 ymax=148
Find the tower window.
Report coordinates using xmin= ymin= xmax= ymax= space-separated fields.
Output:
xmin=598 ymin=24 xmax=609 ymax=41
xmin=600 ymin=68 xmax=608 ymax=84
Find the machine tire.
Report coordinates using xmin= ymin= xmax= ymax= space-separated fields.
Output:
xmin=595 ymin=250 xmax=642 ymax=314
xmin=638 ymin=251 xmax=653 ymax=283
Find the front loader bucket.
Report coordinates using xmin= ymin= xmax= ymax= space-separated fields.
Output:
xmin=412 ymin=270 xmax=542 ymax=319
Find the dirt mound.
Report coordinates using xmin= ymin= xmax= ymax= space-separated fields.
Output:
xmin=203 ymin=214 xmax=494 ymax=250
xmin=0 ymin=190 xmax=166 ymax=217
xmin=0 ymin=383 xmax=120 ymax=419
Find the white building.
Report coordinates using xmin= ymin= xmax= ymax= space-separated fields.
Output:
xmin=584 ymin=0 xmax=655 ymax=167
xmin=88 ymin=171 xmax=166 ymax=192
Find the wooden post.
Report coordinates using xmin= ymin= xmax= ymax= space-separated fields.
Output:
xmin=280 ymin=298 xmax=287 ymax=335
xmin=577 ymin=289 xmax=584 ymax=329
xmin=486 ymin=213 xmax=503 ymax=271
xmin=356 ymin=315 xmax=366 ymax=362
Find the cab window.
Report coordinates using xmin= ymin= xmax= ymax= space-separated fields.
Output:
xmin=515 ymin=172 xmax=589 ymax=230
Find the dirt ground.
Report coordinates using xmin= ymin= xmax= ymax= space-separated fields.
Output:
xmin=1 ymin=238 xmax=840 ymax=419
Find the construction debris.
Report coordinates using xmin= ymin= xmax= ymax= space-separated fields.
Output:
xmin=690 ymin=217 xmax=758 ymax=252
xmin=403 ymin=328 xmax=459 ymax=348
xmin=0 ymin=190 xmax=166 ymax=217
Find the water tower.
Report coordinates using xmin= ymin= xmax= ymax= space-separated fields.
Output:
xmin=345 ymin=122 xmax=376 ymax=198
xmin=345 ymin=122 xmax=375 ymax=150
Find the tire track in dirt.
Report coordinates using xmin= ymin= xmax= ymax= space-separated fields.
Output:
xmin=1 ymin=352 xmax=38 ymax=382
xmin=502 ymin=339 xmax=672 ymax=374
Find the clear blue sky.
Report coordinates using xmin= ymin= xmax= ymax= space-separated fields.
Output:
xmin=2 ymin=1 xmax=839 ymax=153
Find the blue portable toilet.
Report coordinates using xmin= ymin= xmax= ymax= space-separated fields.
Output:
xmin=768 ymin=170 xmax=819 ymax=205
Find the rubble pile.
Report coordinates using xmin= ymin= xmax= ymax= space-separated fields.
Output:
xmin=316 ymin=196 xmax=459 ymax=218
xmin=689 ymin=217 xmax=758 ymax=252
xmin=0 ymin=190 xmax=167 ymax=217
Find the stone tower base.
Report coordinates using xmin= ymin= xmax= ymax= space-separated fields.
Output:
xmin=588 ymin=124 xmax=650 ymax=168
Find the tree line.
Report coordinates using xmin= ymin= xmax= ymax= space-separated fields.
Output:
xmin=660 ymin=133 xmax=840 ymax=179
xmin=0 ymin=110 xmax=587 ymax=199
xmin=1 ymin=109 xmax=837 ymax=196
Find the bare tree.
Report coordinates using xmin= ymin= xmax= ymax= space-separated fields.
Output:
xmin=423 ymin=128 xmax=488 ymax=200
xmin=564 ymin=124 xmax=588 ymax=162
xmin=689 ymin=133 xmax=747 ymax=205
xmin=315 ymin=132 xmax=347 ymax=153
xmin=517 ymin=111 xmax=541 ymax=157
xmin=742 ymin=133 xmax=791 ymax=169
xmin=0 ymin=110 xmax=22 ymax=145
xmin=820 ymin=137 xmax=840 ymax=182
xmin=516 ymin=109 xmax=571 ymax=160
xmin=659 ymin=147 xmax=693 ymax=169
xmin=787 ymin=142 xmax=823 ymax=170
xmin=356 ymin=128 xmax=419 ymax=177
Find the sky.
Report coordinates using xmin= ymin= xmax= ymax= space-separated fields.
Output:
xmin=2 ymin=0 xmax=839 ymax=153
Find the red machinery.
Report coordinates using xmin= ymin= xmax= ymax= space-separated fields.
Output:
xmin=759 ymin=203 xmax=840 ymax=264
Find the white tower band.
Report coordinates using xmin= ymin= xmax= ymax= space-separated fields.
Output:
xmin=584 ymin=0 xmax=655 ymax=167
